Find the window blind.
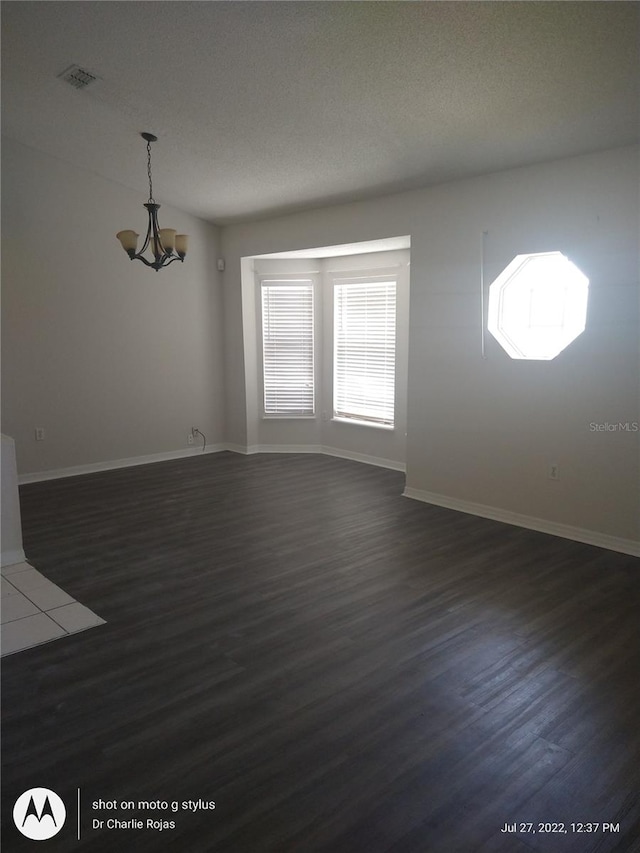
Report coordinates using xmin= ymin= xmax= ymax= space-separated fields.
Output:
xmin=261 ymin=281 xmax=314 ymax=415
xmin=334 ymin=280 xmax=396 ymax=426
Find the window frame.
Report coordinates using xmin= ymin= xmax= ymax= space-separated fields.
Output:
xmin=487 ymin=251 xmax=589 ymax=361
xmin=258 ymin=275 xmax=318 ymax=419
xmin=331 ymin=274 xmax=398 ymax=430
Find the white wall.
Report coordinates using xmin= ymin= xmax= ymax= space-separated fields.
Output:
xmin=221 ymin=147 xmax=640 ymax=549
xmin=1 ymin=138 xmax=226 ymax=476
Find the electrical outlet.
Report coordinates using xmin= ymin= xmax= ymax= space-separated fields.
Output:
xmin=187 ymin=433 xmax=194 ymax=445
xmin=35 ymin=427 xmax=45 ymax=441
xmin=548 ymin=463 xmax=559 ymax=480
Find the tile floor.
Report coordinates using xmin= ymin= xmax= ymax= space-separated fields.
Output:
xmin=1 ymin=562 xmax=105 ymax=656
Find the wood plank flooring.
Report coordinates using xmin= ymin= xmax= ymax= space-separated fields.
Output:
xmin=2 ymin=452 xmax=639 ymax=852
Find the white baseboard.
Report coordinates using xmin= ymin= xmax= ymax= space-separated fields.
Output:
xmin=18 ymin=445 xmax=227 ymax=485
xmin=226 ymin=443 xmax=404 ymax=471
xmin=0 ymin=548 xmax=26 ymax=568
xmin=403 ymin=486 xmax=640 ymax=558
xmin=247 ymin=443 xmax=324 ymax=455
xmin=321 ymin=445 xmax=406 ymax=472
xmin=222 ymin=443 xmax=252 ymax=455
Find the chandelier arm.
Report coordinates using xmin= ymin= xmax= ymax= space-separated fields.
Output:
xmin=138 ymin=203 xmax=165 ymax=257
xmin=131 ymin=253 xmax=158 ymax=268
xmin=138 ymin=231 xmax=151 ymax=257
xmin=161 ymin=255 xmax=185 ymax=267
xmin=149 ymin=203 xmax=165 ymax=258
xmin=138 ymin=205 xmax=153 ymax=256
xmin=129 ymin=250 xmax=184 ymax=271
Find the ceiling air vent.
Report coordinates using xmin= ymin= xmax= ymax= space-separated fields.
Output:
xmin=57 ymin=64 xmax=99 ymax=90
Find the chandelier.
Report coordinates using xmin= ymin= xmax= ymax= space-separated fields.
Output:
xmin=116 ymin=133 xmax=188 ymax=271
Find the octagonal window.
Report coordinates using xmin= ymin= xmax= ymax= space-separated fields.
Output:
xmin=487 ymin=251 xmax=589 ymax=360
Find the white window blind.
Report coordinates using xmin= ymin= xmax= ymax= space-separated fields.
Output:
xmin=334 ymin=280 xmax=396 ymax=426
xmin=261 ymin=281 xmax=314 ymax=415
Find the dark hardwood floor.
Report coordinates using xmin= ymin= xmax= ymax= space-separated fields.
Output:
xmin=2 ymin=452 xmax=639 ymax=852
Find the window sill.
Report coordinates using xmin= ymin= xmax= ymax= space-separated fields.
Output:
xmin=331 ymin=417 xmax=394 ymax=431
xmin=262 ymin=414 xmax=316 ymax=420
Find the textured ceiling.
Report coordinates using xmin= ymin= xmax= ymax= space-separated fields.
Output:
xmin=2 ymin=1 xmax=638 ymax=224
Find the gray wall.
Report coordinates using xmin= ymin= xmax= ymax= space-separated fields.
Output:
xmin=221 ymin=147 xmax=640 ymax=545
xmin=1 ymin=138 xmax=226 ymax=474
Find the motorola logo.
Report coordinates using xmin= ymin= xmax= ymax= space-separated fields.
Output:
xmin=13 ymin=788 xmax=66 ymax=840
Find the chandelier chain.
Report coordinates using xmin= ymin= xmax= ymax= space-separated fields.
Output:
xmin=146 ymin=139 xmax=155 ymax=203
